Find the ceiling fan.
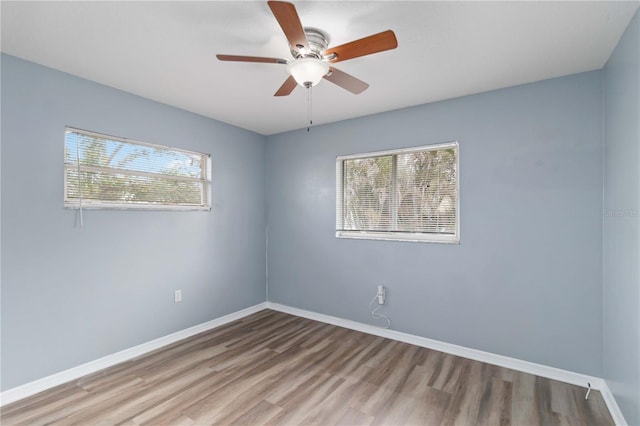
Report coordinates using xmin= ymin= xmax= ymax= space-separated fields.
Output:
xmin=217 ymin=1 xmax=398 ymax=96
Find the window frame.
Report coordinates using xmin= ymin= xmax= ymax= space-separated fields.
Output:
xmin=336 ymin=141 xmax=460 ymax=243
xmin=64 ymin=127 xmax=212 ymax=211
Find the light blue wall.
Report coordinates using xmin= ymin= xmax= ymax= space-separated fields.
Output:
xmin=266 ymin=71 xmax=604 ymax=376
xmin=0 ymin=54 xmax=266 ymax=390
xmin=603 ymin=9 xmax=640 ymax=426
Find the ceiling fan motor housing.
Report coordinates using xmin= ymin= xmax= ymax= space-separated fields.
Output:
xmin=290 ymin=28 xmax=331 ymax=59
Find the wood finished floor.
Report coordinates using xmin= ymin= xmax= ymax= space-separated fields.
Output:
xmin=1 ymin=310 xmax=613 ymax=426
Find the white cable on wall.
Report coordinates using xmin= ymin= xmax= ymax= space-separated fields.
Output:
xmin=368 ymin=291 xmax=391 ymax=329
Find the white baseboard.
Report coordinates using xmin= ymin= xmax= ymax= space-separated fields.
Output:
xmin=0 ymin=302 xmax=267 ymax=407
xmin=600 ymin=381 xmax=628 ymax=426
xmin=266 ymin=302 xmax=604 ymax=391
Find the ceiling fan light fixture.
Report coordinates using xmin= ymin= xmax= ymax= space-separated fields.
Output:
xmin=287 ymin=57 xmax=329 ymax=87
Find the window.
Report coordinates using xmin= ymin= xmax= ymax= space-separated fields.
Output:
xmin=64 ymin=128 xmax=211 ymax=210
xmin=336 ymin=142 xmax=459 ymax=243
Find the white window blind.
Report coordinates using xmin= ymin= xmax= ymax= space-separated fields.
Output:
xmin=64 ymin=128 xmax=211 ymax=210
xmin=336 ymin=142 xmax=459 ymax=243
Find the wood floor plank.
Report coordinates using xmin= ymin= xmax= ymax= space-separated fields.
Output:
xmin=440 ymin=379 xmax=483 ymax=426
xmin=404 ymin=385 xmax=451 ymax=426
xmin=130 ymin=370 xmax=222 ymax=425
xmin=17 ymin=377 xmax=146 ymax=426
xmin=0 ymin=310 xmax=615 ymax=426
xmin=398 ymin=364 xmax=435 ymax=400
xmin=552 ymin=411 xmax=589 ymax=426
xmin=265 ymin=374 xmax=345 ymax=425
xmin=298 ymin=378 xmax=361 ymax=425
xmin=428 ymin=353 xmax=468 ymax=394
xmin=259 ymin=358 xmax=322 ymax=404
xmin=370 ymin=390 xmax=416 ymax=426
xmin=534 ymin=375 xmax=556 ymax=426
xmin=181 ymin=349 xmax=285 ymax=423
xmin=336 ymin=407 xmax=374 ymax=426
xmin=550 ymin=378 xmax=583 ymax=419
xmin=220 ymin=399 xmax=282 ymax=426
xmin=188 ymin=347 xmax=313 ymax=424
xmin=349 ymin=380 xmax=400 ymax=417
xmin=55 ymin=366 xmax=216 ymax=425
xmin=474 ymin=377 xmax=513 ymax=426
xmin=511 ymin=370 xmax=543 ymax=425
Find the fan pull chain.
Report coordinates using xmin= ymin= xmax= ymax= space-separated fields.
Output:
xmin=307 ymin=84 xmax=313 ymax=132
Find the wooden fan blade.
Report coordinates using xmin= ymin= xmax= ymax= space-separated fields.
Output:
xmin=275 ymin=75 xmax=298 ymax=96
xmin=268 ymin=1 xmax=309 ymax=52
xmin=323 ymin=67 xmax=369 ymax=94
xmin=216 ymin=54 xmax=287 ymax=64
xmin=325 ymin=30 xmax=398 ymax=63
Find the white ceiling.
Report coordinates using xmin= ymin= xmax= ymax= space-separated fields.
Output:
xmin=2 ymin=1 xmax=638 ymax=135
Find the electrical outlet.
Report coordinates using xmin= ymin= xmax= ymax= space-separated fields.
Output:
xmin=174 ymin=289 xmax=182 ymax=303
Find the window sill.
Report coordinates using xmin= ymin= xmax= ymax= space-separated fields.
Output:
xmin=336 ymin=231 xmax=460 ymax=244
xmin=65 ymin=203 xmax=210 ymax=211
